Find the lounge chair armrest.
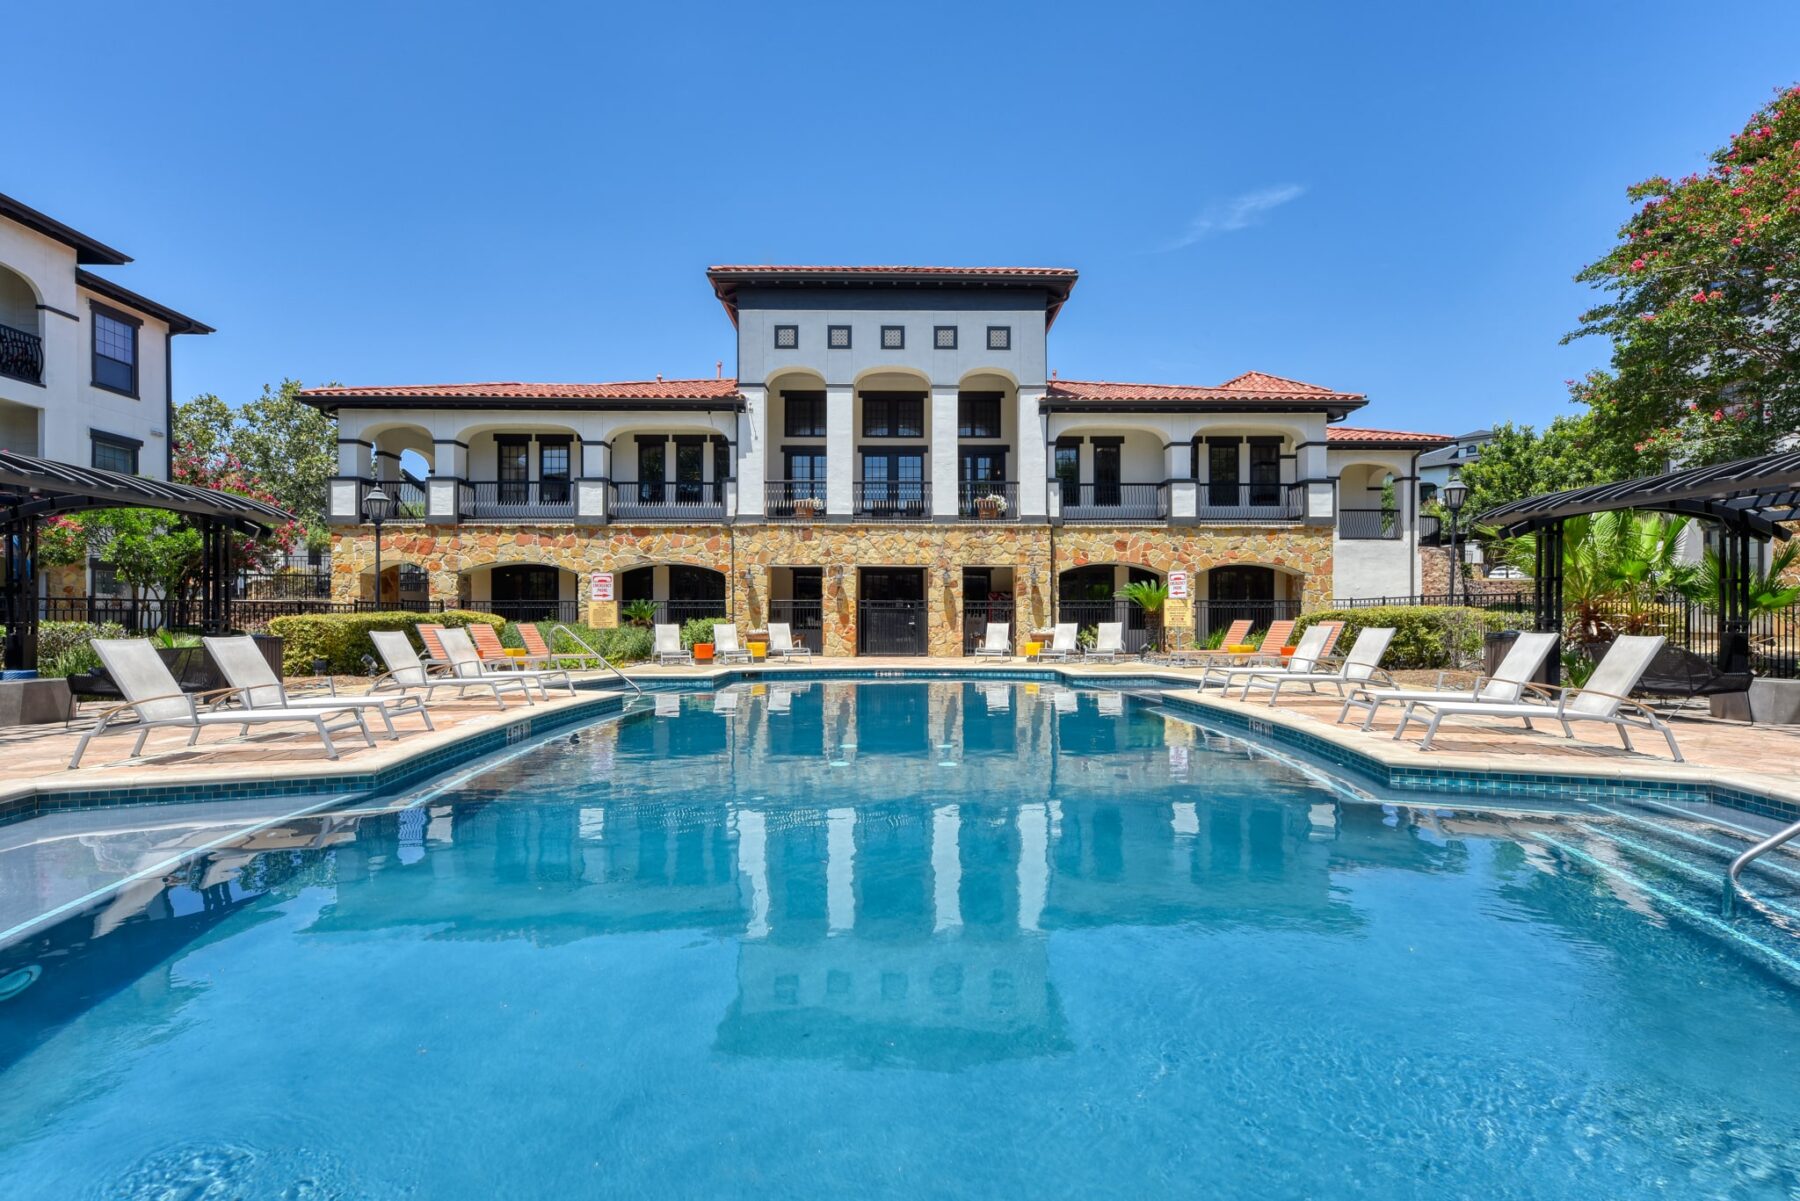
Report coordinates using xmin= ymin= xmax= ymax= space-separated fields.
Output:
xmin=1361 ymin=667 xmax=1398 ymax=688
xmin=193 ymin=686 xmax=254 ymax=711
xmin=86 ymin=691 xmax=204 ymax=723
xmin=1516 ymin=681 xmax=1562 ymax=702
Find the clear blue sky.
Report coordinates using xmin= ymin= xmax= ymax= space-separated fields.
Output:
xmin=13 ymin=1 xmax=1800 ymax=435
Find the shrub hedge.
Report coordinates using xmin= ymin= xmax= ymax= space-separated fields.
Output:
xmin=497 ymin=620 xmax=654 ymax=664
xmin=267 ymin=609 xmax=504 ymax=676
xmin=1293 ymin=605 xmax=1518 ymax=670
xmin=680 ymin=617 xmax=722 ymax=649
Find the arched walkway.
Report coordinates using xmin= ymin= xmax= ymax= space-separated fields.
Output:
xmin=620 ymin=563 xmax=727 ymax=624
xmin=1057 ymin=564 xmax=1162 ymax=652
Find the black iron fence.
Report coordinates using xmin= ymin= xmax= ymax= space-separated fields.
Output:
xmin=1331 ymin=590 xmax=1533 ymax=612
xmin=1195 ymin=482 xmax=1305 ymax=523
xmin=1057 ymin=483 xmax=1167 ymax=523
xmin=35 ymin=595 xmax=447 ymax=635
xmin=1058 ymin=599 xmax=1153 ymax=652
xmin=957 ymin=481 xmax=1019 ymax=522
xmin=483 ymin=599 xmax=584 ymax=624
xmin=961 ymin=597 xmax=1015 ymax=654
xmin=236 ymin=571 xmax=333 ymax=599
xmin=770 ymin=598 xmax=824 ymax=652
xmin=1192 ymin=599 xmax=1304 ymax=644
xmin=463 ymin=480 xmax=576 ymax=521
xmin=608 ymin=482 xmax=727 ymax=524
xmin=1337 ymin=508 xmax=1401 ymax=540
xmin=854 ymin=480 xmax=930 ymax=522
xmin=764 ymin=480 xmax=827 ymax=522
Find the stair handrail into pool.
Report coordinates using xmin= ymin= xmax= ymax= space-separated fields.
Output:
xmin=548 ymin=623 xmax=643 ymax=694
xmin=1725 ymin=814 xmax=1800 ymax=912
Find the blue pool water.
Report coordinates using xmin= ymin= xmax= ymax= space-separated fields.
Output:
xmin=3 ymin=680 xmax=1800 ymax=1199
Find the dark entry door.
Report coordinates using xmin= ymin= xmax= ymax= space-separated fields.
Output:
xmin=492 ymin=565 xmax=560 ymax=620
xmin=858 ymin=568 xmax=927 ymax=655
xmin=772 ymin=568 xmax=824 ymax=653
xmin=1206 ymin=565 xmax=1279 ymax=637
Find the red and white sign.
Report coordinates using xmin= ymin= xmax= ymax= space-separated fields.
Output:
xmin=1167 ymin=570 xmax=1190 ymax=600
xmin=590 ymin=572 xmax=614 ymax=602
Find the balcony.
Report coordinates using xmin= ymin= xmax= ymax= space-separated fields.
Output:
xmin=1195 ymin=482 xmax=1305 ymax=523
xmin=608 ymin=481 xmax=726 ymax=524
xmin=854 ymin=480 xmax=929 ymax=523
xmin=957 ymin=481 xmax=1019 ymax=522
xmin=358 ymin=479 xmax=428 ymax=523
xmin=461 ymin=480 xmax=576 ymax=522
xmin=1057 ymin=483 xmax=1168 ymax=524
xmin=1338 ymin=507 xmax=1402 ymax=541
xmin=0 ymin=323 xmax=43 ymax=387
xmin=764 ymin=480 xmax=828 ymax=523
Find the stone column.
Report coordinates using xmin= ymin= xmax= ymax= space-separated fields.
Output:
xmin=826 ymin=386 xmax=855 ymax=519
xmin=930 ymin=383 xmax=960 ymax=521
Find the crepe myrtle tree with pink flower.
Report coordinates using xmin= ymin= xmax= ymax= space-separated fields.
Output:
xmin=1567 ymin=83 xmax=1800 ymax=466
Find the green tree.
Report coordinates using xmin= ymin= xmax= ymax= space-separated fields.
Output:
xmin=1500 ymin=511 xmax=1696 ymax=645
xmin=1459 ymin=414 xmax=1638 ymax=516
xmin=1566 ymin=83 xmax=1800 ymax=465
xmin=1116 ymin=579 xmax=1169 ymax=651
xmin=227 ymin=380 xmax=336 ymax=536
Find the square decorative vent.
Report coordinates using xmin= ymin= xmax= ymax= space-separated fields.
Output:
xmin=881 ymin=325 xmax=905 ymax=350
xmin=987 ymin=326 xmax=1011 ymax=351
xmin=934 ymin=326 xmax=958 ymax=350
xmin=828 ymin=325 xmax=852 ymax=349
xmin=774 ymin=325 xmax=798 ymax=349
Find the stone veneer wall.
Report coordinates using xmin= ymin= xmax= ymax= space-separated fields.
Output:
xmin=330 ymin=523 xmax=1333 ymax=657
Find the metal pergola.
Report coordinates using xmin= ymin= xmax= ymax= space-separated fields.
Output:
xmin=1479 ymin=450 xmax=1800 ymax=685
xmin=0 ymin=450 xmax=294 ymax=670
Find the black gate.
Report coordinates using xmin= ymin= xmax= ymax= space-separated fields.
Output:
xmin=770 ymin=598 xmax=824 ymax=653
xmin=962 ymin=598 xmax=1014 ymax=654
xmin=859 ymin=600 xmax=927 ymax=655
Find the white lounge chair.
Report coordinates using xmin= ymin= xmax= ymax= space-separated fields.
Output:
xmin=439 ymin=628 xmax=576 ymax=698
xmin=973 ymin=621 xmax=1011 ymax=659
xmin=712 ymin=688 xmax=741 ymax=714
xmin=369 ymin=629 xmax=535 ymax=709
xmin=769 ymin=622 xmax=813 ymax=661
xmin=203 ymin=635 xmax=434 ymax=741
xmin=653 ymin=624 xmax=692 ymax=666
xmin=1394 ymin=634 xmax=1683 ymax=760
xmin=1198 ymin=624 xmax=1332 ymax=692
xmin=713 ymin=624 xmax=753 ymax=665
xmin=1234 ymin=626 xmax=1397 ymax=706
xmin=767 ymin=684 xmax=794 ymax=714
xmin=1037 ymin=623 xmax=1080 ymax=662
xmin=1337 ymin=631 xmax=1559 ymax=730
xmin=983 ymin=683 xmax=1011 ymax=713
xmin=70 ymin=638 xmax=373 ymax=769
xmin=1087 ymin=622 xmax=1126 ymax=663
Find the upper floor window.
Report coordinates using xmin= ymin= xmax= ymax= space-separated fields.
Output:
xmin=986 ymin=326 xmax=1011 ymax=351
xmin=933 ymin=325 xmax=958 ymax=350
xmin=90 ymin=430 xmax=140 ymax=474
xmin=773 ymin=325 xmax=799 ymax=349
xmin=880 ymin=325 xmax=905 ymax=350
xmin=862 ymin=394 xmax=924 ymax=438
xmin=828 ymin=325 xmax=852 ymax=350
xmin=91 ymin=305 xmax=139 ymax=397
xmin=785 ymin=392 xmax=827 ymax=437
xmin=958 ymin=394 xmax=1002 ymax=438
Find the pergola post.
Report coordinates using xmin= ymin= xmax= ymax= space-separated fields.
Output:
xmin=1533 ymin=518 xmax=1565 ymax=687
xmin=1717 ymin=524 xmax=1752 ymax=674
xmin=2 ymin=516 xmax=37 ymax=671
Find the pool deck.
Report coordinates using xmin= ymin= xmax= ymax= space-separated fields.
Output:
xmin=1 ymin=657 xmax=1797 ymax=817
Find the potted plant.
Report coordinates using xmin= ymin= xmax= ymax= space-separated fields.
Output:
xmin=793 ymin=496 xmax=825 ymax=520
xmin=621 ymin=599 xmax=659 ymax=628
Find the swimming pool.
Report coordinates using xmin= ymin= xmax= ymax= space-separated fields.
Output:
xmin=3 ymin=679 xmax=1799 ymax=1199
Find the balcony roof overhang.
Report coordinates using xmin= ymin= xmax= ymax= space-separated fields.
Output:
xmin=76 ymin=270 xmax=213 ymax=335
xmin=1040 ymin=399 xmax=1364 ymax=420
xmin=0 ymin=192 xmax=132 ymax=265
xmin=300 ymin=396 xmax=746 ymax=414
xmin=706 ymin=265 xmax=1079 ymax=329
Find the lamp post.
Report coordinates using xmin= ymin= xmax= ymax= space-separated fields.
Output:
xmin=362 ymin=484 xmax=393 ymax=608
xmin=1442 ymin=482 xmax=1469 ymax=607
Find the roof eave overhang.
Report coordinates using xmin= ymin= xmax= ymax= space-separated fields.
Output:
xmin=707 ymin=269 xmax=1079 ymax=329
xmin=1039 ymin=399 xmax=1364 ymax=419
xmin=298 ymin=395 xmax=747 ymax=413
xmin=75 ymin=269 xmax=213 ymax=334
xmin=0 ymin=193 xmax=132 ymax=265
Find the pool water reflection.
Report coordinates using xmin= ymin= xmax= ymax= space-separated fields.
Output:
xmin=2 ymin=681 xmax=1798 ymax=1200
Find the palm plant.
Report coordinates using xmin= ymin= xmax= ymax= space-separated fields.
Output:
xmin=1680 ymin=538 xmax=1800 ymax=615
xmin=621 ymin=599 xmax=659 ymax=628
xmin=1116 ymin=580 xmax=1170 ymax=652
xmin=1501 ymin=511 xmax=1696 ymax=646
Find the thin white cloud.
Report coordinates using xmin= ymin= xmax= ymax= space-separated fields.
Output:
xmin=1161 ymin=184 xmax=1305 ymax=250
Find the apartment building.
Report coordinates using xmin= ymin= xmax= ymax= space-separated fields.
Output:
xmin=305 ymin=266 xmax=1447 ymax=655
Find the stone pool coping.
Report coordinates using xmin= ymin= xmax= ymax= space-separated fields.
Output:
xmin=2 ymin=661 xmax=1796 ymax=829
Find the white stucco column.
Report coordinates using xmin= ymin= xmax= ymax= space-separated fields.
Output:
xmin=1016 ymin=386 xmax=1048 ymax=518
xmin=1165 ymin=438 xmax=1196 ymax=521
xmin=931 ymin=384 xmax=960 ymax=520
xmin=1300 ymin=441 xmax=1332 ymax=523
xmin=576 ymin=438 xmax=609 ymax=523
xmin=736 ymin=385 xmax=767 ymax=518
xmin=826 ymin=385 xmax=855 ymax=517
xmin=329 ymin=437 xmax=373 ymax=524
xmin=428 ymin=440 xmax=467 ymax=524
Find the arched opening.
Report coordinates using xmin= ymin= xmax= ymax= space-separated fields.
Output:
xmin=1057 ymin=564 xmax=1161 ymax=651
xmin=1336 ymin=462 xmax=1403 ymax=541
xmin=1052 ymin=427 xmax=1168 ymax=521
xmin=0 ymin=266 xmax=45 ymax=449
xmin=360 ymin=561 xmax=429 ymax=606
xmin=1195 ymin=564 xmax=1305 ymax=641
xmin=854 ymin=369 xmax=932 ymax=520
xmin=620 ymin=564 xmax=727 ymax=624
xmin=458 ymin=563 xmax=581 ymax=623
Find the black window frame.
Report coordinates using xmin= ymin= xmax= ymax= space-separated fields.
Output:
xmin=1092 ymin=439 xmax=1122 ymax=506
xmin=861 ymin=393 xmax=925 ymax=438
xmin=496 ymin=435 xmax=531 ymax=504
xmin=90 ymin=429 xmax=142 ymax=475
xmin=90 ymin=302 xmax=140 ymax=398
xmin=1054 ymin=439 xmax=1081 ymax=505
xmin=782 ymin=447 xmax=828 ymax=501
xmin=880 ymin=325 xmax=905 ymax=350
xmin=773 ymin=324 xmax=799 ymax=350
xmin=933 ymin=325 xmax=958 ymax=350
xmin=827 ymin=325 xmax=853 ymax=350
xmin=957 ymin=393 xmax=1002 ymax=438
xmin=636 ymin=438 xmax=666 ymax=504
xmin=986 ymin=325 xmax=1011 ymax=351
xmin=783 ymin=391 xmax=827 ymax=437
xmin=539 ymin=437 xmax=572 ymax=504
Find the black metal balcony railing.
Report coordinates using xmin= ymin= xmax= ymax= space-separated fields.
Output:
xmin=608 ymin=481 xmax=726 ymax=523
xmin=1195 ymin=482 xmax=1305 ymax=522
xmin=461 ymin=480 xmax=575 ymax=521
xmin=957 ymin=480 xmax=1019 ymax=522
xmin=1338 ymin=507 xmax=1402 ymax=541
xmin=0 ymin=322 xmax=44 ymax=386
xmin=359 ymin=479 xmax=428 ymax=523
xmin=764 ymin=480 xmax=828 ymax=522
xmin=1418 ymin=513 xmax=1444 ymax=545
xmin=854 ymin=480 xmax=929 ymax=522
xmin=1057 ymin=483 xmax=1168 ymax=523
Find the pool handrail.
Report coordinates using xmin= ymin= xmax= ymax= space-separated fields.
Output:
xmin=548 ymin=623 xmax=643 ymax=694
xmin=1726 ymin=814 xmax=1800 ymax=913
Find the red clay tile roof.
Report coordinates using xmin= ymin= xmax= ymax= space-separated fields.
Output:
xmin=706 ymin=265 xmax=1079 ymax=327
xmin=1327 ymin=426 xmax=1453 ymax=446
xmin=1045 ymin=372 xmax=1363 ymax=404
xmin=299 ymin=379 xmax=743 ymax=406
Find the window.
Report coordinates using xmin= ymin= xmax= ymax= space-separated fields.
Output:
xmin=933 ymin=325 xmax=958 ymax=350
xmin=859 ymin=451 xmax=925 ymax=514
xmin=540 ymin=439 xmax=571 ymax=504
xmin=497 ymin=437 xmax=530 ymax=504
xmin=986 ymin=326 xmax=1011 ymax=351
xmin=1054 ymin=439 xmax=1080 ymax=506
xmin=773 ymin=325 xmax=799 ymax=349
xmin=783 ymin=449 xmax=827 ymax=502
xmin=1249 ymin=438 xmax=1282 ymax=506
xmin=90 ymin=431 xmax=140 ymax=474
xmin=957 ymin=393 xmax=1001 ymax=438
xmin=91 ymin=305 xmax=139 ymax=397
xmin=1093 ymin=441 xmax=1122 ymax=506
xmin=713 ymin=437 xmax=731 ymax=503
xmin=784 ymin=391 xmax=827 ymax=437
xmin=828 ymin=325 xmax=852 ymax=349
xmin=675 ymin=437 xmax=706 ymax=504
xmin=880 ymin=325 xmax=905 ymax=350
xmin=861 ymin=394 xmax=924 ymax=438
xmin=636 ymin=439 xmax=665 ymax=504
xmin=1207 ymin=438 xmax=1240 ymax=507
xmin=958 ymin=448 xmax=1006 ymax=482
